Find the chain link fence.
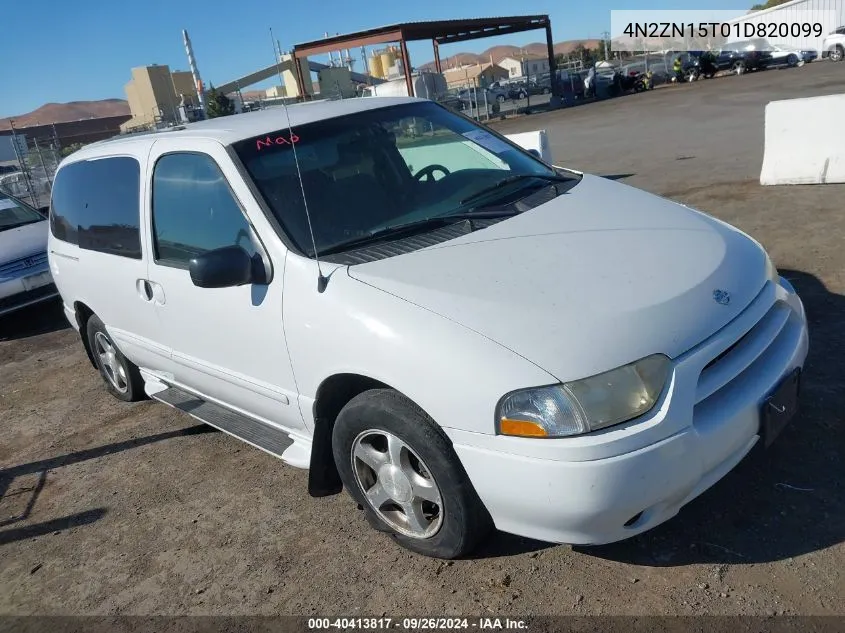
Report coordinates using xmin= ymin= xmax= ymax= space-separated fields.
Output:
xmin=0 ymin=131 xmax=62 ymax=211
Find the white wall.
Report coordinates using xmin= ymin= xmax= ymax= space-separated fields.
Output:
xmin=499 ymin=57 xmax=551 ymax=79
xmin=728 ymin=0 xmax=844 ymax=51
xmin=499 ymin=58 xmax=523 ymax=78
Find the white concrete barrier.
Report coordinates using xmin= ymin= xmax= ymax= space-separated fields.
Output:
xmin=504 ymin=130 xmax=553 ymax=164
xmin=760 ymin=94 xmax=845 ymax=185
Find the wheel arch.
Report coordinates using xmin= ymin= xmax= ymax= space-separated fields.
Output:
xmin=308 ymin=372 xmax=391 ymax=497
xmin=74 ymin=301 xmax=97 ymax=368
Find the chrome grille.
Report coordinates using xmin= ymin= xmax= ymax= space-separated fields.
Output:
xmin=0 ymin=252 xmax=48 ymax=278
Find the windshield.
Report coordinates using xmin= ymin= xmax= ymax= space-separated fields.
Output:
xmin=0 ymin=194 xmax=44 ymax=232
xmin=233 ymin=101 xmax=571 ymax=256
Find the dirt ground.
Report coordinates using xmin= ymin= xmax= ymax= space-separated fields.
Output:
xmin=1 ymin=61 xmax=843 ymax=618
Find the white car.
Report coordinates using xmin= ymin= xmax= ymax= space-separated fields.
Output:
xmin=822 ymin=26 xmax=845 ymax=62
xmin=768 ymin=45 xmax=809 ymax=67
xmin=48 ymin=97 xmax=808 ymax=558
xmin=0 ymin=192 xmax=57 ymax=317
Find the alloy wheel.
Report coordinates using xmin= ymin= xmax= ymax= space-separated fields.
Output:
xmin=351 ymin=429 xmax=443 ymax=539
xmin=94 ymin=331 xmax=128 ymax=393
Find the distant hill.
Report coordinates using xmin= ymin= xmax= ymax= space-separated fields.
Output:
xmin=0 ymin=99 xmax=130 ymax=131
xmin=419 ymin=39 xmax=603 ymax=70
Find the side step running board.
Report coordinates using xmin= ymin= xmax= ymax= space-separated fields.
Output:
xmin=152 ymin=386 xmax=294 ymax=458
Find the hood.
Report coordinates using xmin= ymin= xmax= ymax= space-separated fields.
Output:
xmin=0 ymin=219 xmax=49 ymax=263
xmin=348 ymin=174 xmax=767 ymax=382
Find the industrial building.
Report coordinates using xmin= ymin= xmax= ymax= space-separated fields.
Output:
xmin=727 ymin=0 xmax=844 ymax=50
xmin=498 ymin=54 xmax=551 ymax=79
xmin=442 ymin=63 xmax=508 ymax=89
xmin=121 ymin=64 xmax=200 ymax=132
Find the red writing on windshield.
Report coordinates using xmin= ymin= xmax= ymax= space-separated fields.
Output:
xmin=256 ymin=133 xmax=300 ymax=151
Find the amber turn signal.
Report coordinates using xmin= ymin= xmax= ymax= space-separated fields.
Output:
xmin=499 ymin=419 xmax=548 ymax=438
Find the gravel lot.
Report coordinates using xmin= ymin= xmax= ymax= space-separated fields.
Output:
xmin=1 ymin=61 xmax=843 ymax=617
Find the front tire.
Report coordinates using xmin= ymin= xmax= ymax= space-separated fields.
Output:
xmin=830 ymin=45 xmax=844 ymax=62
xmin=332 ymin=389 xmax=492 ymax=559
xmin=87 ymin=315 xmax=145 ymax=402
xmin=733 ymin=60 xmax=746 ymax=75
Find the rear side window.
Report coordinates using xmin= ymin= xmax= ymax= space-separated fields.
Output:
xmin=50 ymin=157 xmax=142 ymax=259
xmin=151 ymin=152 xmax=256 ymax=266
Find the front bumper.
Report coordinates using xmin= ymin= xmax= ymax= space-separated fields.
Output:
xmin=450 ymin=277 xmax=808 ymax=545
xmin=0 ymin=261 xmax=58 ymax=317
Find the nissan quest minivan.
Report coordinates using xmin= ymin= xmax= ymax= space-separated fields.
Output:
xmin=48 ymin=97 xmax=808 ymax=559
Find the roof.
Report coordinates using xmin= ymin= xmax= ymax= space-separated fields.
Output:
xmin=293 ymin=16 xmax=550 ymax=56
xmin=727 ymin=0 xmax=818 ymax=22
xmin=500 ymin=53 xmax=548 ymax=62
xmin=442 ymin=63 xmax=506 ymax=79
xmin=68 ymin=97 xmax=423 ymax=159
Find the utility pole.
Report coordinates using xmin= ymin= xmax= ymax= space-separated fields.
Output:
xmin=602 ymin=31 xmax=610 ymax=61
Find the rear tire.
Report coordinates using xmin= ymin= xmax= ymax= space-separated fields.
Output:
xmin=332 ymin=389 xmax=492 ymax=559
xmin=86 ymin=315 xmax=145 ymax=402
xmin=787 ymin=54 xmax=798 ymax=67
xmin=733 ymin=60 xmax=746 ymax=75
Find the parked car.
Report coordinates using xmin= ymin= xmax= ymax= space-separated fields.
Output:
xmin=680 ymin=51 xmax=720 ymax=80
xmin=557 ymin=71 xmax=586 ymax=99
xmin=437 ymin=90 xmax=464 ymax=112
xmin=524 ymin=80 xmax=551 ymax=96
xmin=713 ymin=40 xmax=773 ymax=74
xmin=821 ymin=25 xmax=845 ymax=61
xmin=0 ymin=192 xmax=57 ymax=317
xmin=765 ymin=43 xmax=817 ymax=67
xmin=48 ymin=97 xmax=808 ymax=559
xmin=456 ymin=87 xmax=488 ymax=108
xmin=484 ymin=83 xmax=510 ymax=103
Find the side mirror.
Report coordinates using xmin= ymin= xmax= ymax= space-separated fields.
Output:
xmin=189 ymin=245 xmax=254 ymax=289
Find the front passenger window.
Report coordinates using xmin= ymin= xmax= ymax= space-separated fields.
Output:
xmin=152 ymin=153 xmax=256 ymax=266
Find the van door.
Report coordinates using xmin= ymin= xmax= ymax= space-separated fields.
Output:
xmin=143 ymin=138 xmax=304 ymax=432
xmin=48 ymin=154 xmax=169 ymax=373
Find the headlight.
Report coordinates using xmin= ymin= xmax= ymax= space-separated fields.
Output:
xmin=496 ymin=355 xmax=670 ymax=438
xmin=765 ymin=253 xmax=779 ymax=284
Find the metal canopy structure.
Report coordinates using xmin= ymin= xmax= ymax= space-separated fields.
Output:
xmin=291 ymin=15 xmax=557 ymax=98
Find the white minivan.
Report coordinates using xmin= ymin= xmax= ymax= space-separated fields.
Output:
xmin=48 ymin=97 xmax=808 ymax=559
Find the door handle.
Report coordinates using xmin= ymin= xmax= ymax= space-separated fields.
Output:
xmin=137 ymin=279 xmax=154 ymax=302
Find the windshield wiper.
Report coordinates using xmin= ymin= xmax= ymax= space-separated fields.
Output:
xmin=318 ymin=210 xmax=518 ymax=256
xmin=458 ymin=173 xmax=574 ymax=206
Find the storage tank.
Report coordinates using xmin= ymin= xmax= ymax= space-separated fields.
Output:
xmin=368 ymin=54 xmax=384 ymax=79
xmin=379 ymin=51 xmax=396 ymax=76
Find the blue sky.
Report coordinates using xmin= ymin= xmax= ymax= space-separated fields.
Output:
xmin=3 ymin=0 xmax=749 ymax=117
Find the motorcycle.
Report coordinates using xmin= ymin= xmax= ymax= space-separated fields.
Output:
xmin=632 ymin=72 xmax=650 ymax=92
